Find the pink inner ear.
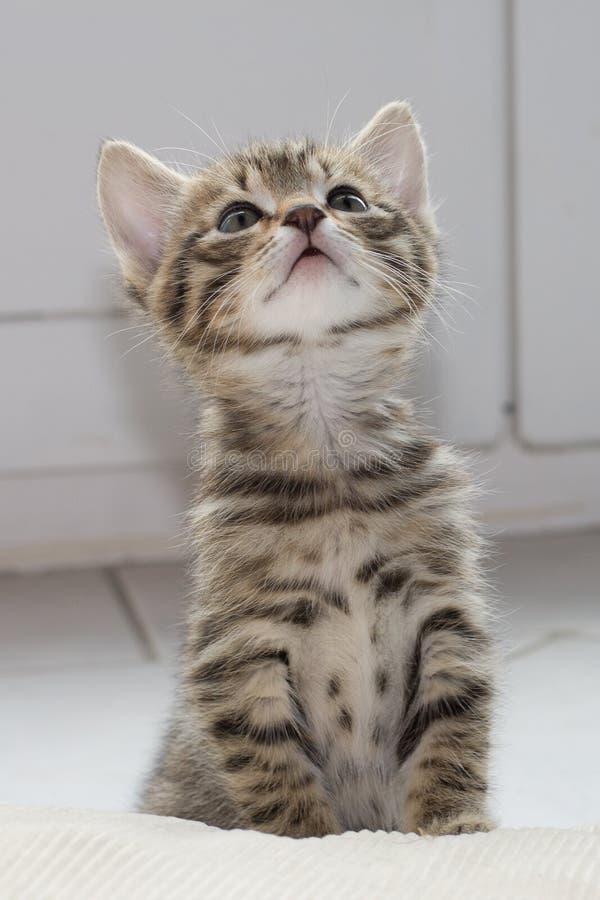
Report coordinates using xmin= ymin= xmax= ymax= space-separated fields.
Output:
xmin=113 ymin=176 xmax=166 ymax=274
xmin=126 ymin=203 xmax=163 ymax=267
xmin=375 ymin=133 xmax=428 ymax=215
xmin=396 ymin=155 xmax=428 ymax=215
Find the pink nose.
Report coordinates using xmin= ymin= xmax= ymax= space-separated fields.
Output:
xmin=282 ymin=204 xmax=325 ymax=234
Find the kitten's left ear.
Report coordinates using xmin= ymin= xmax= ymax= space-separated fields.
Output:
xmin=350 ymin=101 xmax=430 ymax=216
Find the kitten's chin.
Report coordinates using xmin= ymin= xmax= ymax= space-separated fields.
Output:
xmin=248 ymin=271 xmax=375 ymax=342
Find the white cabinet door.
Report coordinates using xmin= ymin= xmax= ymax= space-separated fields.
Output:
xmin=0 ymin=0 xmax=510 ymax=564
xmin=1 ymin=0 xmax=509 ymax=445
xmin=515 ymin=0 xmax=600 ymax=446
xmin=0 ymin=319 xmax=189 ymax=473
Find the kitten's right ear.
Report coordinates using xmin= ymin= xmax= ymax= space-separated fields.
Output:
xmin=97 ymin=141 xmax=186 ymax=294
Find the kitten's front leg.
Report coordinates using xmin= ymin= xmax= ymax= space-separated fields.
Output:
xmin=189 ymin=635 xmax=340 ymax=838
xmin=398 ymin=597 xmax=495 ymax=836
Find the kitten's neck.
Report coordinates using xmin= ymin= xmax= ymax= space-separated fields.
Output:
xmin=203 ymin=334 xmax=416 ymax=471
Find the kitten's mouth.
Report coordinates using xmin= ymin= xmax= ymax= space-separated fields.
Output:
xmin=290 ymin=246 xmax=332 ymax=274
xmin=264 ymin=243 xmax=340 ymax=302
xmin=298 ymin=246 xmax=323 ymax=260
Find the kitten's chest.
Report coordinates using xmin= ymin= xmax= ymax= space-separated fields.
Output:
xmin=290 ymin=519 xmax=410 ymax=774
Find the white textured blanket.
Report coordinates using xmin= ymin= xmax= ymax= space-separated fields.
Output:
xmin=0 ymin=805 xmax=598 ymax=900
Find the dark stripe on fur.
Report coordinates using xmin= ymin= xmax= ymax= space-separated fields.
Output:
xmin=283 ymin=597 xmax=320 ymax=627
xmin=355 ymin=555 xmax=388 ymax=583
xmin=403 ymin=607 xmax=488 ymax=716
xmin=375 ymin=567 xmax=411 ymax=601
xmin=194 ymin=647 xmax=289 ymax=682
xmin=418 ymin=607 xmax=488 ymax=646
xmin=418 ymin=758 xmax=488 ymax=794
xmin=396 ymin=680 xmax=492 ymax=766
xmin=328 ymin=307 xmax=411 ymax=335
xmin=219 ymin=473 xmax=449 ymax=526
xmin=212 ymin=713 xmax=300 ymax=745
xmin=338 ymin=708 xmax=353 ymax=732
xmin=328 ymin=675 xmax=341 ymax=698
xmin=167 ymin=232 xmax=202 ymax=324
xmin=262 ymin=577 xmax=349 ymax=615
xmin=249 ymin=799 xmax=287 ymax=825
xmin=376 ymin=669 xmax=389 ymax=695
xmin=395 ymin=605 xmax=491 ymax=764
xmin=223 ymin=752 xmax=255 ymax=772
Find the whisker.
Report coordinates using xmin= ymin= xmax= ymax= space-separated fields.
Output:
xmin=210 ymin=118 xmax=231 ymax=157
xmin=171 ymin=105 xmax=231 ymax=162
xmin=105 ymin=320 xmax=155 ymax=339
xmin=153 ymin=146 xmax=218 ymax=164
xmin=325 ymin=89 xmax=350 ymax=148
xmin=119 ymin=327 xmax=161 ymax=358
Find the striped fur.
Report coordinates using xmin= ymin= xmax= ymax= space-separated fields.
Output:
xmin=98 ymin=102 xmax=495 ymax=837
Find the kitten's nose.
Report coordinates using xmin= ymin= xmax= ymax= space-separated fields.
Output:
xmin=282 ymin=203 xmax=325 ymax=234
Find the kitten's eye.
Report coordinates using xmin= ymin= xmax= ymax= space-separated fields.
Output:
xmin=218 ymin=204 xmax=262 ymax=233
xmin=327 ymin=188 xmax=368 ymax=213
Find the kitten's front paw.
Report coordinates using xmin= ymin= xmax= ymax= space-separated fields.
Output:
xmin=418 ymin=812 xmax=496 ymax=836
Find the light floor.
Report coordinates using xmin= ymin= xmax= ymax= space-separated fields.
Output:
xmin=0 ymin=531 xmax=599 ymax=829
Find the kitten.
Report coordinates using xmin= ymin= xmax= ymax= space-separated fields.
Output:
xmin=97 ymin=101 xmax=495 ymax=837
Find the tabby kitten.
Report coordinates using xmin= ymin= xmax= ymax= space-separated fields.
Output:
xmin=97 ymin=101 xmax=495 ymax=837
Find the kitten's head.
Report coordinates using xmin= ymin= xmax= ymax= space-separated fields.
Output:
xmin=98 ymin=102 xmax=438 ymax=383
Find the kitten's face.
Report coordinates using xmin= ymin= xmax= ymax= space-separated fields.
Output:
xmin=98 ymin=102 xmax=438 ymax=377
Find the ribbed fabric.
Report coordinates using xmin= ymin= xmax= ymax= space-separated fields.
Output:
xmin=0 ymin=805 xmax=598 ymax=900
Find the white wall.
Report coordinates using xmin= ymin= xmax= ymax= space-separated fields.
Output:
xmin=1 ymin=0 xmax=599 ymax=570
xmin=513 ymin=0 xmax=600 ymax=447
